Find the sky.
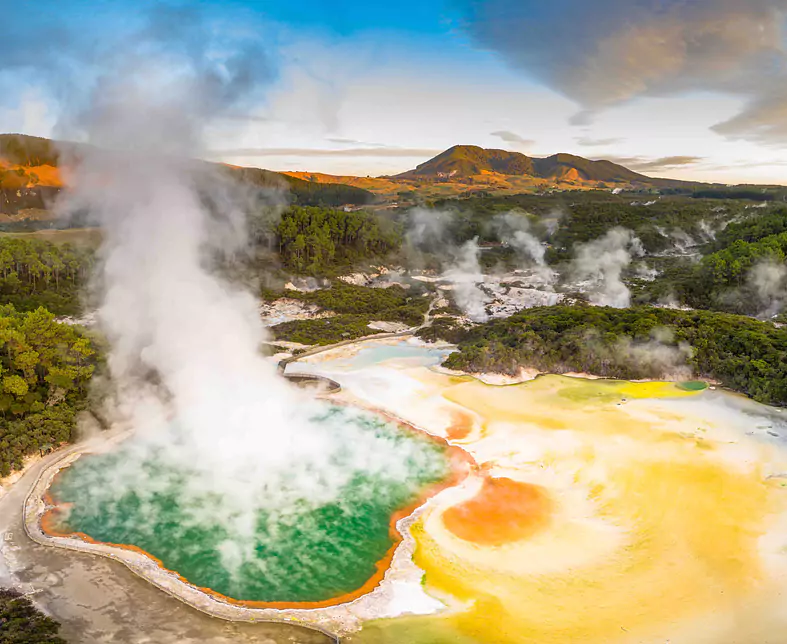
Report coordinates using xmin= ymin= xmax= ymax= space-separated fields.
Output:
xmin=2 ymin=0 xmax=787 ymax=184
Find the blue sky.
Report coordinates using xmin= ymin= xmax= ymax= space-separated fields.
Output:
xmin=2 ymin=0 xmax=787 ymax=183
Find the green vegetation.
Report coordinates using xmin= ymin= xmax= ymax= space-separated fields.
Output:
xmin=281 ymin=175 xmax=374 ymax=207
xmin=276 ymin=207 xmax=400 ymax=274
xmin=0 ymin=238 xmax=92 ymax=316
xmin=225 ymin=167 xmax=374 ymax=208
xmin=0 ymin=588 xmax=65 ymax=644
xmin=438 ymin=305 xmax=787 ymax=406
xmin=284 ymin=282 xmax=429 ymax=326
xmin=0 ymin=305 xmax=97 ymax=476
xmin=714 ymin=206 xmax=787 ymax=247
xmin=415 ymin=316 xmax=468 ymax=344
xmin=0 ymin=134 xmax=60 ymax=167
xmin=424 ymin=191 xmax=740 ymax=260
xmin=271 ymin=315 xmax=383 ymax=345
xmin=267 ymin=284 xmax=431 ymax=346
xmin=700 ymin=232 xmax=787 ymax=289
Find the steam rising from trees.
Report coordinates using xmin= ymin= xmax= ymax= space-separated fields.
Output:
xmin=571 ymin=228 xmax=643 ymax=307
xmin=749 ymin=260 xmax=787 ymax=319
xmin=444 ymin=240 xmax=490 ymax=322
xmin=492 ymin=212 xmax=557 ymax=286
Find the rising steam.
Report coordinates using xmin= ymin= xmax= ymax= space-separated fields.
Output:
xmin=56 ymin=15 xmax=441 ymax=580
xmin=443 ymin=239 xmax=490 ymax=322
xmin=748 ymin=260 xmax=787 ymax=319
xmin=571 ymin=227 xmax=643 ymax=307
xmin=492 ymin=211 xmax=557 ymax=286
xmin=406 ymin=208 xmax=490 ymax=321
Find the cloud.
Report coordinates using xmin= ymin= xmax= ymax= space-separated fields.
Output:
xmin=455 ymin=0 xmax=787 ymax=142
xmin=325 ymin=137 xmax=387 ymax=146
xmin=575 ymin=136 xmax=624 ymax=147
xmin=491 ymin=130 xmax=534 ymax=147
xmin=712 ymin=88 xmax=787 ymax=144
xmin=209 ymin=147 xmax=441 ymax=158
xmin=0 ymin=4 xmax=274 ymax=146
xmin=603 ymin=155 xmax=704 ymax=173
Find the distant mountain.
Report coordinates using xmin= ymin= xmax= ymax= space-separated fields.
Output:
xmin=394 ymin=144 xmax=683 ymax=187
xmin=0 ymin=133 xmax=374 ymax=214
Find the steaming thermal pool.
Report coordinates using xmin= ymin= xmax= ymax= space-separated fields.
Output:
xmin=34 ymin=338 xmax=787 ymax=642
xmin=45 ymin=404 xmax=452 ymax=606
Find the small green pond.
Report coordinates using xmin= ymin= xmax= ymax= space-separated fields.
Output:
xmin=50 ymin=405 xmax=449 ymax=604
xmin=677 ymin=381 xmax=709 ymax=391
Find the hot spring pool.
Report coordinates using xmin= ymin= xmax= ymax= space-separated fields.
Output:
xmin=45 ymin=405 xmax=452 ymax=606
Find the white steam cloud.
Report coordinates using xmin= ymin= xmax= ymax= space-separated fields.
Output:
xmin=749 ymin=260 xmax=787 ymax=319
xmin=492 ymin=211 xmax=557 ymax=287
xmin=57 ymin=29 xmax=440 ymax=580
xmin=571 ymin=227 xmax=643 ymax=307
xmin=443 ymin=239 xmax=490 ymax=322
xmin=614 ymin=328 xmax=694 ymax=381
xmin=406 ymin=208 xmax=490 ymax=321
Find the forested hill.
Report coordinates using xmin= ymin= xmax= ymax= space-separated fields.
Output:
xmin=0 ymin=133 xmax=374 ymax=213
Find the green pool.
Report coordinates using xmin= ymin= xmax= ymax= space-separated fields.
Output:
xmin=49 ymin=405 xmax=449 ymax=604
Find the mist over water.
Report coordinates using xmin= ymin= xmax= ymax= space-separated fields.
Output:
xmin=51 ymin=17 xmax=447 ymax=582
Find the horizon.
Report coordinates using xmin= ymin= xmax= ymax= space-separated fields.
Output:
xmin=2 ymin=1 xmax=787 ymax=184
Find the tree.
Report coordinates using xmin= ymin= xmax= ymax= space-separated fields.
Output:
xmin=0 ymin=588 xmax=66 ymax=644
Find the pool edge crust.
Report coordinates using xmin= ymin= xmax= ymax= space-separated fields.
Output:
xmin=25 ymin=412 xmax=472 ymax=635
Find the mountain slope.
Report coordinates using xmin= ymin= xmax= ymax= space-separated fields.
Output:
xmin=396 ymin=145 xmax=536 ymax=179
xmin=395 ymin=144 xmax=680 ymax=186
xmin=0 ymin=133 xmax=374 ymax=214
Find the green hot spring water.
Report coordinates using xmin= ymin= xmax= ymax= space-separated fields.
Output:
xmin=50 ymin=405 xmax=450 ymax=604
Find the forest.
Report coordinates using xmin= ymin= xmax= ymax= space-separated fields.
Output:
xmin=639 ymin=207 xmax=787 ymax=315
xmin=0 ymin=588 xmax=65 ymax=644
xmin=271 ymin=314 xmax=384 ymax=346
xmin=426 ymin=191 xmax=740 ymax=260
xmin=0 ymin=305 xmax=97 ymax=476
xmin=436 ymin=305 xmax=787 ymax=406
xmin=0 ymin=238 xmax=92 ymax=315
xmin=275 ymin=206 xmax=401 ymax=274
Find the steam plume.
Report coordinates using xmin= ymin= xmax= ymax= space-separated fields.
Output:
xmin=492 ymin=211 xmax=557 ymax=286
xmin=53 ymin=12 xmax=440 ymax=581
xmin=571 ymin=228 xmax=643 ymax=307
xmin=443 ymin=239 xmax=490 ymax=322
xmin=749 ymin=260 xmax=787 ymax=319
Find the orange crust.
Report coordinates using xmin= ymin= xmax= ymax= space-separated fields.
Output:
xmin=40 ymin=407 xmax=474 ymax=610
xmin=445 ymin=409 xmax=474 ymax=441
xmin=442 ymin=475 xmax=552 ymax=546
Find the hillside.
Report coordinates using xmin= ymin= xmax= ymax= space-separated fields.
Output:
xmin=0 ymin=134 xmax=374 ymax=218
xmin=394 ymin=144 xmax=683 ymax=187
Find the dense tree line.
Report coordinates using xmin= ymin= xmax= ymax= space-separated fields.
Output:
xmin=0 ymin=588 xmax=65 ymax=644
xmin=281 ymin=176 xmax=375 ymax=207
xmin=433 ymin=305 xmax=787 ymax=406
xmin=701 ymin=232 xmax=787 ymax=288
xmin=277 ymin=207 xmax=401 ymax=273
xmin=714 ymin=207 xmax=787 ymax=248
xmin=650 ymin=232 xmax=787 ymax=315
xmin=0 ymin=305 xmax=97 ymax=476
xmin=0 ymin=239 xmax=92 ymax=315
xmin=271 ymin=315 xmax=384 ymax=346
